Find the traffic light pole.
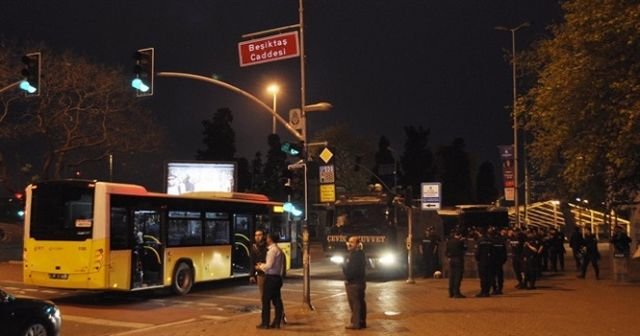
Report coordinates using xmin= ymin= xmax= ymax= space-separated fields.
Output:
xmin=156 ymin=72 xmax=304 ymax=141
xmin=0 ymin=81 xmax=21 ymax=94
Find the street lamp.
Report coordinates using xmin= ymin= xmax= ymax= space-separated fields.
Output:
xmin=266 ymin=83 xmax=280 ymax=134
xmin=495 ymin=22 xmax=530 ymax=228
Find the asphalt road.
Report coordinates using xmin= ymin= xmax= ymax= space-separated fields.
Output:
xmin=2 ymin=243 xmax=639 ymax=336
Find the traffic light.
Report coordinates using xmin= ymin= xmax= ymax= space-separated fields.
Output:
xmin=281 ymin=141 xmax=304 ymax=157
xmin=20 ymin=52 xmax=41 ymax=96
xmin=131 ymin=48 xmax=154 ymax=96
xmin=283 ymin=202 xmax=303 ymax=217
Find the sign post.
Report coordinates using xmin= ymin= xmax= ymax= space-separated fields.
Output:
xmin=421 ymin=182 xmax=442 ymax=211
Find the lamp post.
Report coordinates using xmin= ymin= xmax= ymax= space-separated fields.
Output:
xmin=495 ymin=22 xmax=530 ymax=228
xmin=267 ymin=83 xmax=280 ymax=134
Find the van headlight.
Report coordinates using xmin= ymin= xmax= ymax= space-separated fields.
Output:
xmin=379 ymin=253 xmax=396 ymax=266
xmin=330 ymin=255 xmax=345 ymax=264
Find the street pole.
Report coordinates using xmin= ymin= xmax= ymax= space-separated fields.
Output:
xmin=495 ymin=22 xmax=529 ymax=228
xmin=406 ymin=205 xmax=415 ymax=284
xmin=109 ymin=154 xmax=113 ymax=181
xmin=510 ymin=27 xmax=520 ymax=228
xmin=298 ymin=0 xmax=313 ymax=311
xmin=0 ymin=81 xmax=21 ymax=94
xmin=267 ymin=84 xmax=279 ymax=134
xmin=272 ymin=91 xmax=277 ymax=134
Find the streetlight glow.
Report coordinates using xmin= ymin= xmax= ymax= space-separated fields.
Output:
xmin=266 ymin=83 xmax=280 ymax=134
xmin=267 ymin=83 xmax=280 ymax=95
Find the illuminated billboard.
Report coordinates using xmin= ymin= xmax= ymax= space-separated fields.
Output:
xmin=166 ymin=161 xmax=236 ymax=195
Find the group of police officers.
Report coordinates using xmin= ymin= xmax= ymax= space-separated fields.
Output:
xmin=420 ymin=224 xmax=631 ymax=298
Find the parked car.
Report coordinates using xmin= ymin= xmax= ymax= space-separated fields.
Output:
xmin=0 ymin=288 xmax=61 ymax=336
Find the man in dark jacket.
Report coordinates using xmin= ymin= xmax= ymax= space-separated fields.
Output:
xmin=523 ymin=231 xmax=542 ymax=289
xmin=491 ymin=228 xmax=508 ymax=295
xmin=343 ymin=236 xmax=367 ymax=330
xmin=475 ymin=228 xmax=494 ymax=297
xmin=420 ymin=227 xmax=440 ymax=278
xmin=509 ymin=228 xmax=526 ymax=289
xmin=610 ymin=225 xmax=632 ymax=281
xmin=250 ymin=228 xmax=267 ymax=296
xmin=578 ymin=227 xmax=600 ymax=280
xmin=446 ymin=230 xmax=466 ymax=298
xmin=569 ymin=227 xmax=584 ymax=271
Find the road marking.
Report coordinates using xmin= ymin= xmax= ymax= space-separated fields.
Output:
xmin=201 ymin=315 xmax=230 ymax=321
xmin=41 ymin=290 xmax=59 ymax=294
xmin=109 ymin=318 xmax=197 ymax=336
xmin=63 ymin=315 xmax=154 ymax=329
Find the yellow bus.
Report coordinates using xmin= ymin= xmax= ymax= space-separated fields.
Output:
xmin=23 ymin=180 xmax=291 ymax=295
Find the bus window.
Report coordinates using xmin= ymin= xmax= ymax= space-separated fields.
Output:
xmin=167 ymin=211 xmax=202 ymax=246
xmin=204 ymin=212 xmax=230 ymax=244
xmin=110 ymin=207 xmax=129 ymax=250
xmin=30 ymin=184 xmax=94 ymax=241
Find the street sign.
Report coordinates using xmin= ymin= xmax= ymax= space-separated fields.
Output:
xmin=320 ymin=184 xmax=336 ymax=203
xmin=319 ymin=165 xmax=335 ymax=184
xmin=319 ymin=147 xmax=334 ymax=164
xmin=289 ymin=108 xmax=304 ymax=131
xmin=238 ymin=31 xmax=300 ymax=67
xmin=421 ymin=182 xmax=441 ymax=211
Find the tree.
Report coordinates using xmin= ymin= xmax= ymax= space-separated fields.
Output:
xmin=436 ymin=138 xmax=473 ymax=205
xmin=372 ymin=136 xmax=397 ymax=193
xmin=236 ymin=157 xmax=251 ymax=192
xmin=0 ymin=43 xmax=163 ymax=185
xmin=524 ymin=0 xmax=640 ymax=205
xmin=400 ymin=126 xmax=436 ymax=198
xmin=196 ymin=107 xmax=236 ymax=161
xmin=310 ymin=123 xmax=373 ymax=195
xmin=250 ymin=151 xmax=264 ymax=191
xmin=476 ymin=161 xmax=498 ymax=204
xmin=260 ymin=134 xmax=287 ymax=201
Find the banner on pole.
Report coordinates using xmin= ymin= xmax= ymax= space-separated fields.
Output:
xmin=498 ymin=145 xmax=514 ymax=201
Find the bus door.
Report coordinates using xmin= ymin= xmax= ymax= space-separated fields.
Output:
xmin=132 ymin=210 xmax=163 ymax=289
xmin=232 ymin=214 xmax=252 ymax=274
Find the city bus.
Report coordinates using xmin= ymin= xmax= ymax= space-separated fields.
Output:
xmin=23 ymin=180 xmax=291 ymax=295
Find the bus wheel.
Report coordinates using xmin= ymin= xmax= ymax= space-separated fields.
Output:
xmin=171 ymin=262 xmax=193 ymax=295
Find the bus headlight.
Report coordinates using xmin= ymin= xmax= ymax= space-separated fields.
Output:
xmin=330 ymin=255 xmax=345 ymax=264
xmin=379 ymin=253 xmax=396 ymax=266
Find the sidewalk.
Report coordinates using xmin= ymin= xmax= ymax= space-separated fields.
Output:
xmin=116 ymin=269 xmax=639 ymax=336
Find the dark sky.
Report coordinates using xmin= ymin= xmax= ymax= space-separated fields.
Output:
xmin=1 ymin=0 xmax=562 ymax=191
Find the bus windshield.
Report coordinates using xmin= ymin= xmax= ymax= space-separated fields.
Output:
xmin=30 ymin=183 xmax=94 ymax=241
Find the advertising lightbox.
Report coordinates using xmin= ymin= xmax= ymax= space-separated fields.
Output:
xmin=166 ymin=161 xmax=236 ymax=195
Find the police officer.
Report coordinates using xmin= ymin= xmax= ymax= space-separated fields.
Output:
xmin=578 ymin=227 xmax=600 ymax=280
xmin=420 ymin=227 xmax=440 ymax=278
xmin=491 ymin=228 xmax=508 ymax=295
xmin=509 ymin=228 xmax=526 ymax=289
xmin=474 ymin=227 xmax=494 ymax=297
xmin=548 ymin=228 xmax=565 ymax=272
xmin=610 ymin=225 xmax=632 ymax=281
xmin=569 ymin=227 xmax=584 ymax=271
xmin=446 ymin=230 xmax=466 ymax=298
xmin=523 ymin=230 xmax=542 ymax=289
xmin=541 ymin=229 xmax=553 ymax=272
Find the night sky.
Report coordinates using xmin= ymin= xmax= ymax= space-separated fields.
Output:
xmin=1 ymin=1 xmax=562 ymax=191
